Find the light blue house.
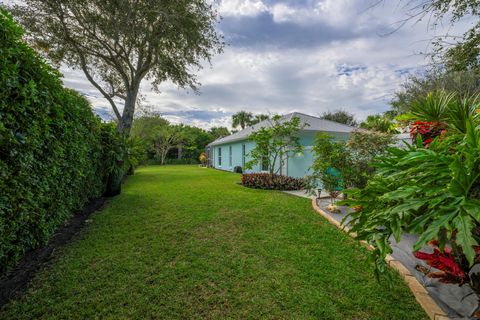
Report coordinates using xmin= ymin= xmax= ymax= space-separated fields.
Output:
xmin=206 ymin=112 xmax=357 ymax=178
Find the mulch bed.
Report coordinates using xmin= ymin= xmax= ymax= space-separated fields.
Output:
xmin=0 ymin=197 xmax=108 ymax=307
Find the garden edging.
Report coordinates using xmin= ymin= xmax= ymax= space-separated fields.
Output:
xmin=311 ymin=198 xmax=449 ymax=320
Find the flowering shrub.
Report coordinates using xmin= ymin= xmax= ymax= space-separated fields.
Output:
xmin=241 ymin=173 xmax=305 ymax=190
xmin=199 ymin=152 xmax=207 ymax=165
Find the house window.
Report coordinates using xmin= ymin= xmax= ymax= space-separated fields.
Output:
xmin=242 ymin=144 xmax=246 ymax=168
xmin=261 ymin=155 xmax=269 ymax=172
xmin=218 ymin=147 xmax=222 ymax=166
xmin=229 ymin=146 xmax=232 ymax=167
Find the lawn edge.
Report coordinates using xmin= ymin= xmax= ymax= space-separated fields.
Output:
xmin=0 ymin=197 xmax=109 ymax=308
xmin=311 ymin=198 xmax=449 ymax=320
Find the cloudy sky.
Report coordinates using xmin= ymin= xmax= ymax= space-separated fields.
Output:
xmin=59 ymin=0 xmax=473 ymax=129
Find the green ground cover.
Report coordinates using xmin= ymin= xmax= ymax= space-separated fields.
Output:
xmin=1 ymin=165 xmax=427 ymax=319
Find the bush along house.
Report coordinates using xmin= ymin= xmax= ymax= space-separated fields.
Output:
xmin=206 ymin=112 xmax=357 ymax=178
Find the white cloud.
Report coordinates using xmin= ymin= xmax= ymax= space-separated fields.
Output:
xmin=271 ymin=3 xmax=298 ymax=23
xmin=218 ymin=0 xmax=268 ymax=17
xmin=54 ymin=0 xmax=477 ymax=129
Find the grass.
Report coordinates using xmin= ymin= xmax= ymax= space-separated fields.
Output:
xmin=1 ymin=165 xmax=427 ymax=319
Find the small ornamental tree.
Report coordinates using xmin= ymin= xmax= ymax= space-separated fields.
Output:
xmin=311 ymin=133 xmax=352 ymax=196
xmin=310 ymin=131 xmax=393 ymax=194
xmin=246 ymin=115 xmax=306 ymax=175
xmin=153 ymin=125 xmax=184 ymax=165
xmin=347 ymin=130 xmax=395 ymax=188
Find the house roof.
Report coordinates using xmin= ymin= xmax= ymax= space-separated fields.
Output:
xmin=208 ymin=112 xmax=358 ymax=146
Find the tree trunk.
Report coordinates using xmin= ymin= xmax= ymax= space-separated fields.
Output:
xmin=117 ymin=88 xmax=139 ymax=135
xmin=161 ymin=151 xmax=167 ymax=165
xmin=178 ymin=146 xmax=182 ymax=159
xmin=104 ymin=160 xmax=124 ymax=197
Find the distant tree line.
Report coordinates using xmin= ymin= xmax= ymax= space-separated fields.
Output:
xmin=231 ymin=111 xmax=270 ymax=129
xmin=131 ymin=114 xmax=231 ymax=165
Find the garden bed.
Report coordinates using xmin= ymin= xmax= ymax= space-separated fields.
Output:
xmin=0 ymin=197 xmax=108 ymax=307
xmin=314 ymin=197 xmax=476 ymax=320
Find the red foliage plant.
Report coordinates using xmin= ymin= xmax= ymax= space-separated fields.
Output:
xmin=409 ymin=121 xmax=447 ymax=147
xmin=241 ymin=173 xmax=305 ymax=190
xmin=414 ymin=240 xmax=469 ymax=285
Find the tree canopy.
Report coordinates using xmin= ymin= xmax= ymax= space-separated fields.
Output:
xmin=231 ymin=111 xmax=270 ymax=129
xmin=320 ymin=110 xmax=358 ymax=127
xmin=131 ymin=115 xmax=217 ymax=164
xmin=390 ymin=0 xmax=480 ymax=71
xmin=391 ymin=69 xmax=480 ymax=115
xmin=10 ymin=0 xmax=224 ymax=134
xmin=232 ymin=111 xmax=253 ymax=130
xmin=359 ymin=114 xmax=396 ymax=133
xmin=209 ymin=127 xmax=230 ymax=140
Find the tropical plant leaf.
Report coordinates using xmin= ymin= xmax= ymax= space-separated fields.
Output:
xmin=453 ymin=213 xmax=477 ymax=265
xmin=414 ymin=211 xmax=458 ymax=251
xmin=390 ymin=199 xmax=427 ymax=214
xmin=381 ymin=186 xmax=421 ymax=200
xmin=463 ymin=199 xmax=480 ymax=222
xmin=465 ymin=116 xmax=480 ymax=150
xmin=449 ymin=156 xmax=472 ymax=197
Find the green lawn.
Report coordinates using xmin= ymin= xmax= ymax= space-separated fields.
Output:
xmin=1 ymin=165 xmax=427 ymax=319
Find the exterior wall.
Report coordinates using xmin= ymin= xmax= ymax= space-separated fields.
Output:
xmin=212 ymin=140 xmax=257 ymax=173
xmin=287 ymin=148 xmax=314 ymax=178
xmin=211 ymin=131 xmax=350 ymax=177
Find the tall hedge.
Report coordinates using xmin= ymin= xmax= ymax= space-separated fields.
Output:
xmin=0 ymin=9 xmax=116 ymax=274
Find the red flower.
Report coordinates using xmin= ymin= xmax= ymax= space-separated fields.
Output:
xmin=413 ymin=241 xmax=467 ymax=285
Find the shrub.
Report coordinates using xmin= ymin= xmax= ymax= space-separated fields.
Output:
xmin=199 ymin=152 xmax=207 ymax=165
xmin=0 ymin=10 xmax=121 ymax=275
xmin=241 ymin=173 xmax=305 ymax=190
xmin=233 ymin=166 xmax=243 ymax=173
xmin=310 ymin=131 xmax=394 ymax=193
xmin=340 ymin=113 xmax=480 ymax=300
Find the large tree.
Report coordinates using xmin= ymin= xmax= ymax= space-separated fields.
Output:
xmin=232 ymin=111 xmax=253 ymax=130
xmin=391 ymin=69 xmax=480 ymax=114
xmin=320 ymin=110 xmax=358 ymax=127
xmin=10 ymin=0 xmax=223 ymax=134
xmin=388 ymin=1 xmax=480 ymax=71
xmin=250 ymin=114 xmax=270 ymax=125
xmin=208 ymin=126 xmax=230 ymax=140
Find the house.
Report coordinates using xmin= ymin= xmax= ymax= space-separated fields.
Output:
xmin=206 ymin=112 xmax=358 ymax=178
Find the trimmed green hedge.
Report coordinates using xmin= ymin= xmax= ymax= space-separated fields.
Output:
xmin=0 ymin=9 xmax=119 ymax=274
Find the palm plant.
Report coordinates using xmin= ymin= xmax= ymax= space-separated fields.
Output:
xmin=232 ymin=111 xmax=253 ymax=130
xmin=359 ymin=114 xmax=396 ymax=133
xmin=447 ymin=94 xmax=480 ymax=134
xmin=250 ymin=114 xmax=270 ymax=125
xmin=409 ymin=91 xmax=454 ymax=122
